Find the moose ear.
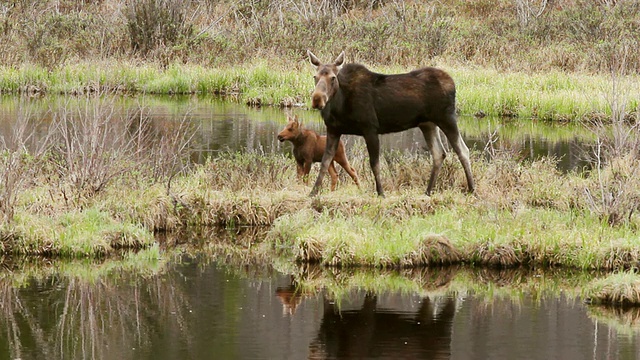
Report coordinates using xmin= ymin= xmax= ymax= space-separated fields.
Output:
xmin=307 ymin=50 xmax=321 ymax=67
xmin=334 ymin=51 xmax=345 ymax=67
xmin=293 ymin=115 xmax=300 ymax=125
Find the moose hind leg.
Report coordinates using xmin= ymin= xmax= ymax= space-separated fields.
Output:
xmin=441 ymin=124 xmax=475 ymax=193
xmin=419 ymin=122 xmax=446 ymax=196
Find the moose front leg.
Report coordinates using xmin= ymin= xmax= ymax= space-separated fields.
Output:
xmin=310 ymin=132 xmax=341 ymax=196
xmin=363 ymin=132 xmax=384 ymax=197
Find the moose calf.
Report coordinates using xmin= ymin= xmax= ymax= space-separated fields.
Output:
xmin=277 ymin=115 xmax=359 ymax=191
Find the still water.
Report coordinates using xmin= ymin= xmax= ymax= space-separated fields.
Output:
xmin=0 ymin=95 xmax=593 ymax=171
xmin=0 ymin=251 xmax=638 ymax=360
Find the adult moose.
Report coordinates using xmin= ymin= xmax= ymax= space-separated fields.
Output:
xmin=307 ymin=50 xmax=474 ymax=197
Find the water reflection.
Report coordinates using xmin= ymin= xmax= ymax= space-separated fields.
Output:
xmin=310 ymin=293 xmax=456 ymax=359
xmin=1 ymin=253 xmax=639 ymax=359
xmin=0 ymin=95 xmax=594 ymax=172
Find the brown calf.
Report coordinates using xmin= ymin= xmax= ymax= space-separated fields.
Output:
xmin=277 ymin=115 xmax=359 ymax=191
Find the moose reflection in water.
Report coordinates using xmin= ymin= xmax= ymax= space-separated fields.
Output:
xmin=276 ymin=268 xmax=456 ymax=359
xmin=309 ymin=294 xmax=456 ymax=359
xmin=277 ymin=114 xmax=360 ymax=191
xmin=307 ymin=50 xmax=474 ymax=197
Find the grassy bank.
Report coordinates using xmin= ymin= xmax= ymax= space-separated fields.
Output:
xmin=0 ymin=62 xmax=638 ymax=122
xmin=2 ymin=148 xmax=640 ymax=269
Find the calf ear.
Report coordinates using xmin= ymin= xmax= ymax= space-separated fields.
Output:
xmin=334 ymin=51 xmax=345 ymax=67
xmin=307 ymin=50 xmax=321 ymax=66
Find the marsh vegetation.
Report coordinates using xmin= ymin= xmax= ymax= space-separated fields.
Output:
xmin=0 ymin=0 xmax=639 ymax=306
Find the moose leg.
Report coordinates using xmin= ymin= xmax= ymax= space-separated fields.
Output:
xmin=419 ymin=122 xmax=446 ymax=196
xmin=364 ymin=132 xmax=384 ymax=197
xmin=310 ymin=133 xmax=341 ymax=196
xmin=296 ymin=162 xmax=305 ymax=182
xmin=328 ymin=162 xmax=339 ymax=191
xmin=441 ymin=124 xmax=475 ymax=194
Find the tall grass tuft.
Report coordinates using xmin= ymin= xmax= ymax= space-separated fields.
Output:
xmin=585 ymin=271 xmax=640 ymax=306
xmin=4 ymin=208 xmax=153 ymax=257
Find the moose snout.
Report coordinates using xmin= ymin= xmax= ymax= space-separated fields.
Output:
xmin=311 ymin=92 xmax=327 ymax=110
xmin=277 ymin=135 xmax=285 ymax=142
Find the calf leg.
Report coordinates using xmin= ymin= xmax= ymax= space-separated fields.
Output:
xmin=338 ymin=161 xmax=360 ymax=187
xmin=328 ymin=161 xmax=338 ymax=191
xmin=296 ymin=162 xmax=305 ymax=181
xmin=310 ymin=133 xmax=341 ymax=196
xmin=302 ymin=161 xmax=313 ymax=185
xmin=364 ymin=132 xmax=384 ymax=197
xmin=419 ymin=122 xmax=446 ymax=196
xmin=334 ymin=146 xmax=360 ymax=187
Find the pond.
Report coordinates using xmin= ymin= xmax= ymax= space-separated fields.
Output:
xmin=0 ymin=95 xmax=593 ymax=171
xmin=0 ymin=249 xmax=638 ymax=360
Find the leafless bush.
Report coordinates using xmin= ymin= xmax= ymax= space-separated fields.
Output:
xmin=125 ymin=0 xmax=194 ymax=56
xmin=0 ymin=103 xmax=51 ymax=222
xmin=49 ymin=98 xmax=152 ymax=204
xmin=582 ymin=40 xmax=640 ymax=226
xmin=513 ymin=0 xmax=548 ymax=27
xmin=141 ymin=110 xmax=198 ymax=194
xmin=48 ymin=97 xmax=197 ymax=205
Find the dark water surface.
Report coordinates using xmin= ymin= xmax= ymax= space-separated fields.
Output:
xmin=0 ymin=252 xmax=638 ymax=360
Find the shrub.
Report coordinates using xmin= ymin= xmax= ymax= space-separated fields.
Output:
xmin=125 ymin=0 xmax=193 ymax=56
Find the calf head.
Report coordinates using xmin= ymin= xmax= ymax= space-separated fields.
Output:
xmin=277 ymin=115 xmax=302 ymax=142
xmin=308 ymin=50 xmax=344 ymax=110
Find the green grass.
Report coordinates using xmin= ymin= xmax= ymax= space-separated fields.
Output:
xmin=2 ymin=207 xmax=154 ymax=257
xmin=266 ymin=206 xmax=640 ymax=270
xmin=2 ymin=141 xmax=640 ymax=272
xmin=0 ymin=245 xmax=164 ymax=288
xmin=451 ymin=67 xmax=636 ymax=120
xmin=0 ymin=62 xmax=637 ymax=121
xmin=584 ymin=271 xmax=640 ymax=306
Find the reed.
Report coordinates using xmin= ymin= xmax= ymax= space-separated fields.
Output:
xmin=1 ymin=0 xmax=639 ymax=120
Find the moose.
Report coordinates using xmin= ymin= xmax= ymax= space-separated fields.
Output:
xmin=277 ymin=114 xmax=360 ymax=191
xmin=307 ymin=50 xmax=475 ymax=197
